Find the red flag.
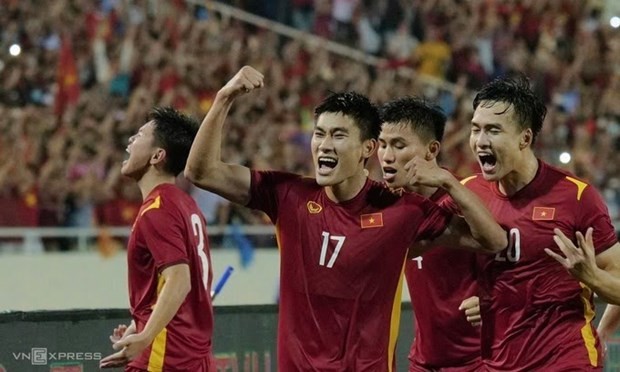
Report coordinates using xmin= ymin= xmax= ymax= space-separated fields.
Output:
xmin=532 ymin=207 xmax=555 ymax=221
xmin=361 ymin=213 xmax=383 ymax=228
xmin=54 ymin=36 xmax=80 ymax=115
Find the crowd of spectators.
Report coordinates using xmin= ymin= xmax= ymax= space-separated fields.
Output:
xmin=0 ymin=0 xmax=618 ymax=250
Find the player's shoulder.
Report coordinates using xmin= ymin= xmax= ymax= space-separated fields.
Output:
xmin=140 ymin=184 xmax=191 ymax=218
xmin=541 ymin=161 xmax=597 ymax=201
xmin=458 ymin=173 xmax=489 ymax=191
xmin=365 ymin=179 xmax=429 ymax=210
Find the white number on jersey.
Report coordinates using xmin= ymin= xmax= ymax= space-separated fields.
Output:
xmin=494 ymin=228 xmax=521 ymax=263
xmin=319 ymin=231 xmax=346 ymax=268
xmin=191 ymin=213 xmax=209 ymax=290
xmin=412 ymin=256 xmax=423 ymax=269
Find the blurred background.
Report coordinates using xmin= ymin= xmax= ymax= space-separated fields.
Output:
xmin=1 ymin=0 xmax=620 ymax=370
xmin=0 ymin=0 xmax=619 ymax=314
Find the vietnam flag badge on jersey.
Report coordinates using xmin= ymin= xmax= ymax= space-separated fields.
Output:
xmin=532 ymin=207 xmax=555 ymax=220
xmin=361 ymin=213 xmax=383 ymax=228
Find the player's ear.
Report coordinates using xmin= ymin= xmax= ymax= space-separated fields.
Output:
xmin=150 ymin=148 xmax=166 ymax=165
xmin=520 ymin=129 xmax=533 ymax=150
xmin=426 ymin=140 xmax=441 ymax=161
xmin=362 ymin=138 xmax=377 ymax=159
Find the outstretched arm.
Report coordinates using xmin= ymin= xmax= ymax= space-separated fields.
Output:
xmin=406 ymin=156 xmax=507 ymax=253
xmin=184 ymin=66 xmax=264 ymax=205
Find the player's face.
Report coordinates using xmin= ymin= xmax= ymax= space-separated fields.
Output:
xmin=311 ymin=113 xmax=371 ymax=186
xmin=378 ymin=123 xmax=428 ymax=188
xmin=470 ymin=101 xmax=529 ymax=182
xmin=121 ymin=121 xmax=158 ymax=179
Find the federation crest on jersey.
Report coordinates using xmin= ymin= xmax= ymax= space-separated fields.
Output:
xmin=532 ymin=207 xmax=555 ymax=220
xmin=307 ymin=201 xmax=322 ymax=214
xmin=361 ymin=213 xmax=383 ymax=228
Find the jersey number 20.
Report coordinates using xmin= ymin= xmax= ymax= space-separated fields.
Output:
xmin=191 ymin=214 xmax=210 ymax=290
xmin=494 ymin=228 xmax=521 ymax=263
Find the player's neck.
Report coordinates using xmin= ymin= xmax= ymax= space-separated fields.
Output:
xmin=325 ymin=172 xmax=367 ymax=203
xmin=498 ymin=153 xmax=538 ymax=197
xmin=137 ymin=169 xmax=177 ymax=200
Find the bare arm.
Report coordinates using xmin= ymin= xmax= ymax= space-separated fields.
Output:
xmin=100 ymin=264 xmax=191 ymax=368
xmin=598 ymin=304 xmax=620 ymax=354
xmin=184 ymin=66 xmax=264 ymax=205
xmin=406 ymin=157 xmax=507 ymax=253
xmin=411 ymin=217 xmax=495 ymax=256
xmin=545 ymin=229 xmax=620 ymax=304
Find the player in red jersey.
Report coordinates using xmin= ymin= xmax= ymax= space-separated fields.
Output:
xmin=378 ymin=96 xmax=482 ymax=371
xmin=185 ymin=66 xmax=506 ymax=371
xmin=100 ymin=107 xmax=215 ymax=371
xmin=458 ymin=74 xmax=620 ymax=370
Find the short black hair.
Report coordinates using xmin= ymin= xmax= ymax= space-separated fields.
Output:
xmin=380 ymin=96 xmax=447 ymax=143
xmin=149 ymin=107 xmax=200 ymax=176
xmin=473 ymin=74 xmax=547 ymax=144
xmin=314 ymin=91 xmax=381 ymax=141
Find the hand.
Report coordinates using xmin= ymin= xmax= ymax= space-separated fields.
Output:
xmin=404 ymin=156 xmax=450 ymax=188
xmin=544 ymin=227 xmax=599 ymax=283
xmin=459 ymin=296 xmax=481 ymax=326
xmin=219 ymin=66 xmax=264 ymax=100
xmin=99 ymin=332 xmax=152 ymax=369
xmin=109 ymin=323 xmax=135 ymax=344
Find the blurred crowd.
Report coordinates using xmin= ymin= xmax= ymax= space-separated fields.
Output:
xmin=0 ymin=0 xmax=619 ymax=250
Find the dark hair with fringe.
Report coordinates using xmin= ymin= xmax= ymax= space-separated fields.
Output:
xmin=149 ymin=107 xmax=200 ymax=176
xmin=314 ymin=91 xmax=381 ymax=141
xmin=380 ymin=96 xmax=447 ymax=143
xmin=473 ymin=74 xmax=547 ymax=144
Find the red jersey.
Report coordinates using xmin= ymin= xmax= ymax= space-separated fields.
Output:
xmin=247 ymin=171 xmax=452 ymax=372
xmin=406 ymin=189 xmax=481 ymax=371
xmin=460 ymin=160 xmax=618 ymax=371
xmin=126 ymin=183 xmax=214 ymax=371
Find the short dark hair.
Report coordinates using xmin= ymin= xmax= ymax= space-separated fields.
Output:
xmin=149 ymin=107 xmax=199 ymax=176
xmin=380 ymin=96 xmax=447 ymax=143
xmin=473 ymin=74 xmax=547 ymax=144
xmin=314 ymin=91 xmax=381 ymax=141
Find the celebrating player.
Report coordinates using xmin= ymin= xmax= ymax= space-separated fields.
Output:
xmin=100 ymin=107 xmax=215 ymax=371
xmin=459 ymin=74 xmax=620 ymax=370
xmin=184 ymin=66 xmax=506 ymax=371
xmin=378 ymin=96 xmax=482 ymax=371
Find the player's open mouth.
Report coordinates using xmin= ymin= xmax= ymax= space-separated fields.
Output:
xmin=478 ymin=153 xmax=497 ymax=173
xmin=318 ymin=157 xmax=338 ymax=175
xmin=382 ymin=166 xmax=397 ymax=182
xmin=123 ymin=147 xmax=131 ymax=164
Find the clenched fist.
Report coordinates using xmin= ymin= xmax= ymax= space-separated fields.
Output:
xmin=219 ymin=65 xmax=265 ymax=100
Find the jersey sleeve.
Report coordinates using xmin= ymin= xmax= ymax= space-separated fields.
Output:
xmin=576 ymin=185 xmax=618 ymax=254
xmin=246 ymin=170 xmax=299 ymax=223
xmin=139 ymin=208 xmax=190 ymax=271
xmin=415 ymin=197 xmax=453 ymax=241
